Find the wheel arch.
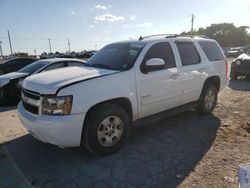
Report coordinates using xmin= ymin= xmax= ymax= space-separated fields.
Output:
xmin=203 ymin=76 xmax=221 ymax=92
xmin=81 ymin=97 xmax=133 ymax=146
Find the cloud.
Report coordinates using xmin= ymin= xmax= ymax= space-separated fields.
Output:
xmin=95 ymin=5 xmax=107 ymax=10
xmin=71 ymin=11 xmax=76 ymax=15
xmin=104 ymin=30 xmax=111 ymax=34
xmin=129 ymin=15 xmax=136 ymax=21
xmin=89 ymin=25 xmax=94 ymax=28
xmin=95 ymin=14 xmax=125 ymax=22
xmin=122 ymin=22 xmax=154 ymax=29
xmin=136 ymin=22 xmax=153 ymax=28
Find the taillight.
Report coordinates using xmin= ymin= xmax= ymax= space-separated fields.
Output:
xmin=225 ymin=59 xmax=228 ymax=77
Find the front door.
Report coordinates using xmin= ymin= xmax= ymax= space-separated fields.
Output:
xmin=136 ymin=42 xmax=183 ymax=118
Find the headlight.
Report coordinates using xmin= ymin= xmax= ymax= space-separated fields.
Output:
xmin=236 ymin=60 xmax=241 ymax=66
xmin=42 ymin=95 xmax=73 ymax=115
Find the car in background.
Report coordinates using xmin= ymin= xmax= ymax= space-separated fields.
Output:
xmin=0 ymin=58 xmax=84 ymax=105
xmin=225 ymin=47 xmax=244 ymax=58
xmin=0 ymin=57 xmax=37 ymax=75
xmin=230 ymin=53 xmax=250 ymax=79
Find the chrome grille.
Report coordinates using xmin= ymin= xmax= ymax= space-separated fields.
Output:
xmin=22 ymin=88 xmax=41 ymax=115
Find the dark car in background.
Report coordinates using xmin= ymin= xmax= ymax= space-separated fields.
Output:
xmin=225 ymin=47 xmax=244 ymax=58
xmin=230 ymin=53 xmax=250 ymax=79
xmin=0 ymin=58 xmax=84 ymax=105
xmin=0 ymin=57 xmax=37 ymax=75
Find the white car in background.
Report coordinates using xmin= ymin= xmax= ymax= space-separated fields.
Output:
xmin=18 ymin=35 xmax=227 ymax=155
xmin=0 ymin=58 xmax=84 ymax=105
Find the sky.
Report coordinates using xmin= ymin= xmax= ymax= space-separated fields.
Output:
xmin=0 ymin=0 xmax=250 ymax=55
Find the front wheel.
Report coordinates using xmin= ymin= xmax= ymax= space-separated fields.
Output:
xmin=196 ymin=84 xmax=218 ymax=114
xmin=83 ymin=103 xmax=131 ymax=156
xmin=0 ymin=88 xmax=7 ymax=105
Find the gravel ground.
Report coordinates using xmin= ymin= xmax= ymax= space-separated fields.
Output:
xmin=0 ymin=65 xmax=249 ymax=187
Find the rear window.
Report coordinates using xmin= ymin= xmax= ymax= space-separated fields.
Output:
xmin=198 ymin=41 xmax=224 ymax=61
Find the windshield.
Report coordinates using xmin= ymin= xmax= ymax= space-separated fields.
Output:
xmin=18 ymin=60 xmax=49 ymax=74
xmin=86 ymin=42 xmax=146 ymax=71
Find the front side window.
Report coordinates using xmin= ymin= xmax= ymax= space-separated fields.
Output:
xmin=141 ymin=42 xmax=176 ymax=70
xmin=176 ymin=42 xmax=200 ymax=66
xmin=86 ymin=42 xmax=146 ymax=71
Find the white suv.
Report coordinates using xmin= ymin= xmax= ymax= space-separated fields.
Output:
xmin=18 ymin=35 xmax=228 ymax=155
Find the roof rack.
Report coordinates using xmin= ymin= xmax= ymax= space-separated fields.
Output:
xmin=138 ymin=34 xmax=178 ymax=41
xmin=138 ymin=34 xmax=209 ymax=41
xmin=178 ymin=35 xmax=209 ymax=39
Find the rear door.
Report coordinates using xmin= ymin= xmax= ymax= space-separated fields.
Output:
xmin=136 ymin=42 xmax=183 ymax=118
xmin=175 ymin=41 xmax=205 ymax=104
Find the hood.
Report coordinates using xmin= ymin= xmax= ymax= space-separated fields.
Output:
xmin=237 ymin=53 xmax=250 ymax=60
xmin=22 ymin=66 xmax=118 ymax=94
xmin=0 ymin=72 xmax=29 ymax=87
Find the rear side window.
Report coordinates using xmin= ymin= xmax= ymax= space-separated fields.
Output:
xmin=198 ymin=41 xmax=224 ymax=61
xmin=67 ymin=61 xmax=82 ymax=67
xmin=176 ymin=42 xmax=200 ymax=66
xmin=43 ymin=62 xmax=66 ymax=71
xmin=142 ymin=42 xmax=176 ymax=69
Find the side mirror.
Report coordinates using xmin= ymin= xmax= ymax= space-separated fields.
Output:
xmin=143 ymin=58 xmax=166 ymax=73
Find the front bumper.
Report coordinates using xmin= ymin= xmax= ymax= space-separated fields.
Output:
xmin=231 ymin=66 xmax=250 ymax=75
xmin=18 ymin=102 xmax=86 ymax=147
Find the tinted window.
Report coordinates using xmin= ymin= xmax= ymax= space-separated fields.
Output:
xmin=142 ymin=42 xmax=176 ymax=69
xmin=67 ymin=61 xmax=82 ymax=67
xmin=43 ymin=62 xmax=65 ymax=71
xmin=176 ymin=42 xmax=200 ymax=66
xmin=86 ymin=42 xmax=145 ymax=71
xmin=5 ymin=59 xmax=18 ymax=66
xmin=18 ymin=60 xmax=49 ymax=74
xmin=19 ymin=59 xmax=34 ymax=65
xmin=198 ymin=41 xmax=224 ymax=61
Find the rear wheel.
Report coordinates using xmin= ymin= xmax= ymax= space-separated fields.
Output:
xmin=197 ymin=84 xmax=218 ymax=114
xmin=0 ymin=70 xmax=4 ymax=76
xmin=83 ymin=103 xmax=131 ymax=156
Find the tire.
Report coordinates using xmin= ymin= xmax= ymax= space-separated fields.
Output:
xmin=83 ymin=103 xmax=131 ymax=156
xmin=196 ymin=84 xmax=218 ymax=114
xmin=230 ymin=71 xmax=237 ymax=79
xmin=0 ymin=70 xmax=4 ymax=76
xmin=0 ymin=88 xmax=7 ymax=105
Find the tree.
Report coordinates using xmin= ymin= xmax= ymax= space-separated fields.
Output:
xmin=181 ymin=23 xmax=249 ymax=47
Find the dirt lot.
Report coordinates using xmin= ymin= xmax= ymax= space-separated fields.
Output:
xmin=0 ymin=63 xmax=250 ymax=187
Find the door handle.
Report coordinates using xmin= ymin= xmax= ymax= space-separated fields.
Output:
xmin=169 ymin=74 xmax=180 ymax=79
xmin=199 ymin=68 xmax=206 ymax=73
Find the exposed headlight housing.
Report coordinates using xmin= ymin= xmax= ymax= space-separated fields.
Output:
xmin=42 ymin=95 xmax=73 ymax=115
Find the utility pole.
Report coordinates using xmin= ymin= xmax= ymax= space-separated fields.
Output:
xmin=0 ymin=41 xmax=3 ymax=59
xmin=7 ymin=30 xmax=13 ymax=55
xmin=34 ymin=49 xmax=37 ymax=56
xmin=67 ymin=39 xmax=71 ymax=52
xmin=191 ymin=14 xmax=195 ymax=34
xmin=48 ymin=39 xmax=52 ymax=53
